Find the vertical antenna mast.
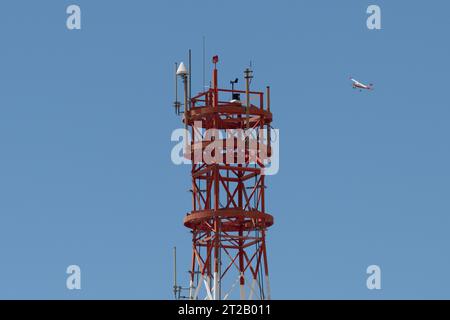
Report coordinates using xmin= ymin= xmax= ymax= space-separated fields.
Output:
xmin=173 ymin=246 xmax=178 ymax=300
xmin=174 ymin=63 xmax=180 ymax=115
xmin=202 ymin=36 xmax=206 ymax=90
xmin=175 ymin=54 xmax=189 ymax=156
xmin=189 ymin=49 xmax=192 ymax=107
xmin=244 ymin=66 xmax=253 ymax=130
xmin=175 ymin=63 xmax=178 ymax=104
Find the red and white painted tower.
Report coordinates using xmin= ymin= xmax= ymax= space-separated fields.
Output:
xmin=174 ymin=54 xmax=274 ymax=300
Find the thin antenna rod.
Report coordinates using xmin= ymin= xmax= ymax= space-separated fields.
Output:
xmin=244 ymin=67 xmax=253 ymax=130
xmin=202 ymin=36 xmax=206 ymax=90
xmin=173 ymin=246 xmax=178 ymax=300
xmin=189 ymin=49 xmax=192 ymax=108
xmin=174 ymin=63 xmax=178 ymax=115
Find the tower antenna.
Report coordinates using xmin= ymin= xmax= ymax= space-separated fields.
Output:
xmin=189 ymin=49 xmax=192 ymax=107
xmin=173 ymin=63 xmax=180 ymax=115
xmin=173 ymin=246 xmax=178 ymax=299
xmin=202 ymin=36 xmax=206 ymax=90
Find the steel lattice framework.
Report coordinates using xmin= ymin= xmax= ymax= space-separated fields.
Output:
xmin=181 ymin=57 xmax=274 ymax=300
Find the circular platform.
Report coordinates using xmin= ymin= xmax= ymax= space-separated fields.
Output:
xmin=184 ymin=208 xmax=274 ymax=232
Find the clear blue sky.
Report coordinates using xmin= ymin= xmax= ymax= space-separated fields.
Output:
xmin=0 ymin=0 xmax=449 ymax=299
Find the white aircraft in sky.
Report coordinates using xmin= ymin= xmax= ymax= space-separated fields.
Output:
xmin=350 ymin=77 xmax=374 ymax=91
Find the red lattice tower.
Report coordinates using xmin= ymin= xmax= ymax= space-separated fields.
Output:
xmin=179 ymin=56 xmax=274 ymax=300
